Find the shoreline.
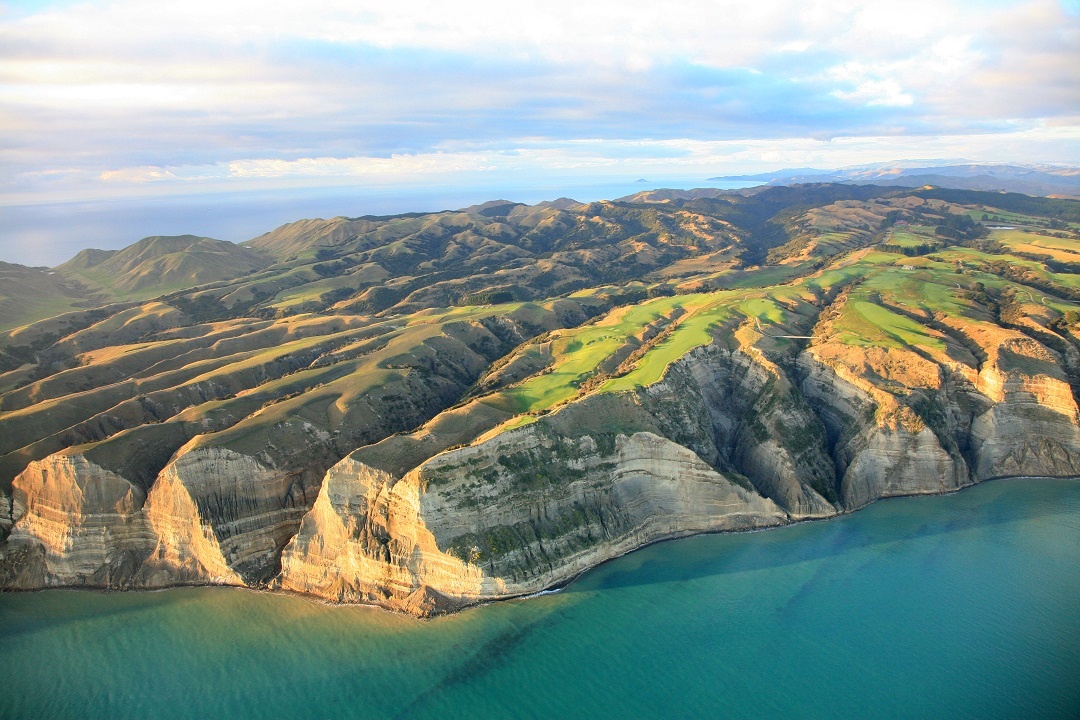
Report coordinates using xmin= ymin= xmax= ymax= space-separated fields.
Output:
xmin=3 ymin=473 xmax=1078 ymax=618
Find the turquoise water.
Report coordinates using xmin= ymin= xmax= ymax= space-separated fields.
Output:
xmin=2 ymin=478 xmax=1079 ymax=720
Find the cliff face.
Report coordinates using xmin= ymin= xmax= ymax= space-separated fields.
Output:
xmin=969 ymin=353 xmax=1080 ymax=479
xmin=1 ymin=453 xmax=155 ymax=588
xmin=798 ymin=352 xmax=973 ymax=509
xmin=277 ymin=459 xmax=495 ymax=615
xmin=638 ymin=345 xmax=838 ymax=517
xmin=278 ymin=428 xmax=785 ymax=614
xmin=0 ymin=304 xmax=587 ymax=591
xmin=0 ymin=443 xmax=335 ymax=591
xmin=273 ymin=316 xmax=1080 ymax=613
xmin=793 ymin=311 xmax=1080 ymax=508
xmin=135 ymin=446 xmax=282 ymax=587
xmin=4 ymin=314 xmax=1080 ymax=613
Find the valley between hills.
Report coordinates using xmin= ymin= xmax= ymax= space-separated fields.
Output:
xmin=2 ymin=183 xmax=1080 ymax=615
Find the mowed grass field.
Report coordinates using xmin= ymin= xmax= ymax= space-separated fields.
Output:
xmin=475 ymin=277 xmax=825 ymax=412
xmin=833 ymin=299 xmax=946 ymax=352
xmin=480 ymin=243 xmax=986 ymax=411
xmin=602 ymin=295 xmax=740 ymax=392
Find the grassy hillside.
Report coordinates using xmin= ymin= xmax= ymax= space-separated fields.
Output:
xmin=0 ymin=262 xmax=103 ymax=334
xmin=3 ymin=185 xmax=1079 ymax=493
xmin=4 ymin=182 xmax=1080 ymax=598
xmin=57 ymin=235 xmax=270 ymax=300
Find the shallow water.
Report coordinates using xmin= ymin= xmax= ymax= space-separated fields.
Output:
xmin=2 ymin=477 xmax=1079 ymax=720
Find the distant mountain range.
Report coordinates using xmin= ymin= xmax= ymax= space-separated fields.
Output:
xmin=710 ymin=162 xmax=1080 ymax=198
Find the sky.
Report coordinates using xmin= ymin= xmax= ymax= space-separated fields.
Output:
xmin=1 ymin=0 xmax=1079 ymax=263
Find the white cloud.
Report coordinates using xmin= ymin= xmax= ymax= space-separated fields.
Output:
xmin=5 ymin=124 xmax=1064 ymax=204
xmin=0 ymin=0 xmax=1030 ymax=73
xmin=0 ymin=0 xmax=1077 ymax=205
xmin=225 ymin=153 xmax=499 ymax=178
xmin=99 ymin=166 xmax=178 ymax=182
xmin=831 ymin=79 xmax=914 ymax=107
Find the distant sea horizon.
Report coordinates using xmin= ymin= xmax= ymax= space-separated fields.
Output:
xmin=0 ymin=178 xmax=757 ymax=268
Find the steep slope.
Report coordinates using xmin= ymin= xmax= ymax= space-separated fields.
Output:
xmin=0 ymin=299 xmax=606 ymax=586
xmin=276 ymin=207 xmax=1080 ymax=613
xmin=278 ymin=430 xmax=785 ymax=613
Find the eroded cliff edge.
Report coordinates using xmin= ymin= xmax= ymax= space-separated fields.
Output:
xmin=271 ymin=320 xmax=1080 ymax=613
xmin=5 ymin=299 xmax=1080 ymax=614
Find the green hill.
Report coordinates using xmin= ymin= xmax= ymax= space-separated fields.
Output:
xmin=57 ymin=235 xmax=270 ymax=299
xmin=0 ymin=262 xmax=101 ymax=333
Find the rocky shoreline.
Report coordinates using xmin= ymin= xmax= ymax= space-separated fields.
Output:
xmin=4 ymin=471 xmax=1076 ymax=619
xmin=6 ymin=333 xmax=1079 ymax=616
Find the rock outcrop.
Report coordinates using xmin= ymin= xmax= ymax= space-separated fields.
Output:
xmin=1 ymin=453 xmax=155 ymax=588
xmin=639 ymin=345 xmax=838 ymax=517
xmin=135 ymin=446 xmax=283 ymax=587
xmin=798 ymin=352 xmax=973 ymax=508
xmin=278 ymin=429 xmax=785 ymax=614
xmin=969 ymin=345 xmax=1080 ymax=479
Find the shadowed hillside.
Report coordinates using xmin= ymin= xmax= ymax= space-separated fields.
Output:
xmin=58 ymin=235 xmax=270 ymax=297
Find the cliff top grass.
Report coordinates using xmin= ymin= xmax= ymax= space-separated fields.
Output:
xmin=601 ymin=296 xmax=741 ymax=392
xmin=884 ymin=229 xmax=939 ymax=247
xmin=832 ymin=299 xmax=947 ymax=353
xmin=481 ymin=293 xmax=709 ymax=415
xmin=478 ymin=239 xmax=1003 ymax=420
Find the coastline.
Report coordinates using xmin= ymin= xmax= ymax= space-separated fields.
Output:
xmin=4 ymin=472 xmax=1077 ymax=618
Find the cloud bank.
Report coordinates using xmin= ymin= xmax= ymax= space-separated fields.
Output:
xmin=1 ymin=0 xmax=1078 ymax=203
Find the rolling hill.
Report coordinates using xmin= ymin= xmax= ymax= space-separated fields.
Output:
xmin=2 ymin=183 xmax=1079 ymax=615
xmin=58 ymin=235 xmax=270 ymax=298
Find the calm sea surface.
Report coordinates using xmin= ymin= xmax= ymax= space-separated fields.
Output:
xmin=0 ymin=179 xmax=756 ymax=267
xmin=2 ymin=477 xmax=1078 ymax=720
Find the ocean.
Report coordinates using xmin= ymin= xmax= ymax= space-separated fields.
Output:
xmin=0 ymin=178 xmax=756 ymax=268
xmin=2 ymin=477 xmax=1078 ymax=719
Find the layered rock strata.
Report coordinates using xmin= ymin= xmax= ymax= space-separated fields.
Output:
xmin=1 ymin=453 xmax=155 ymax=588
xmin=278 ymin=430 xmax=785 ymax=614
xmin=3 ymin=316 xmax=1080 ymax=615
